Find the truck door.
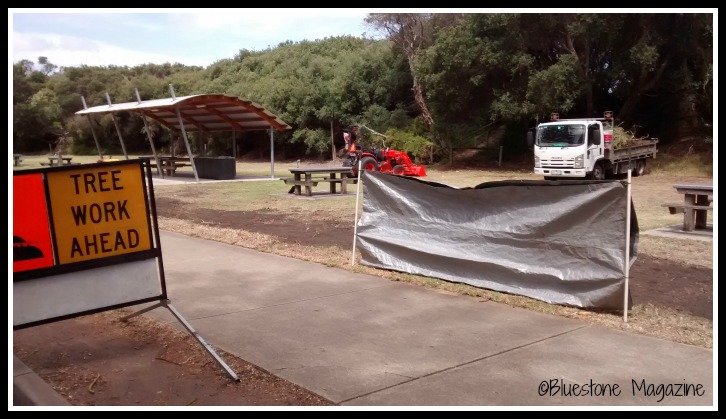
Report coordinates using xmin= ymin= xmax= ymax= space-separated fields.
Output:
xmin=587 ymin=123 xmax=602 ymax=170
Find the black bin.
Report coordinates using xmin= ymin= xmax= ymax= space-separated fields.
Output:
xmin=193 ymin=156 xmax=237 ymax=180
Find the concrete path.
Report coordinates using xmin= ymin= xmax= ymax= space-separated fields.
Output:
xmin=146 ymin=231 xmax=713 ymax=406
xmin=642 ymin=224 xmax=713 ymax=242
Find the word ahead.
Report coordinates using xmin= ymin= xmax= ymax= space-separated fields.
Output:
xmin=47 ymin=164 xmax=152 ymax=264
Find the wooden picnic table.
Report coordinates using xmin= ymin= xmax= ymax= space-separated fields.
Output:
xmin=147 ymin=155 xmax=192 ymax=176
xmin=664 ymin=183 xmax=713 ymax=231
xmin=285 ymin=167 xmax=356 ymax=196
xmin=46 ymin=156 xmax=74 ymax=166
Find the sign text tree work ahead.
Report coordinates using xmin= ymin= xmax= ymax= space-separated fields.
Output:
xmin=47 ymin=165 xmax=152 ymax=264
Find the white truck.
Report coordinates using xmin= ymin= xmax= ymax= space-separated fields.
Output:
xmin=527 ymin=111 xmax=658 ymax=180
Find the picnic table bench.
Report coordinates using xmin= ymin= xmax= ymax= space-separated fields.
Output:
xmin=284 ymin=167 xmax=357 ymax=196
xmin=662 ymin=183 xmax=713 ymax=231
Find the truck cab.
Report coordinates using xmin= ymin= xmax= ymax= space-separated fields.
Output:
xmin=529 ymin=112 xmax=616 ymax=180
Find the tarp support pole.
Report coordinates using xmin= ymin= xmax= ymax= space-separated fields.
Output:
xmin=105 ymin=92 xmax=129 ymax=160
xmin=351 ymin=160 xmax=363 ymax=265
xmin=168 ymin=84 xmax=199 ymax=182
xmin=623 ymin=169 xmax=632 ymax=322
xmin=121 ymin=300 xmax=239 ymax=381
xmin=81 ymin=96 xmax=104 ymax=159
xmin=135 ymin=88 xmax=163 ymax=177
xmin=270 ymin=128 xmax=275 ymax=179
xmin=233 ymin=131 xmax=237 ymax=159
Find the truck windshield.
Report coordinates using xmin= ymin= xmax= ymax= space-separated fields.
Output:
xmin=537 ymin=124 xmax=585 ymax=147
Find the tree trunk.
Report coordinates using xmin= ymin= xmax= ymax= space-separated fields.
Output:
xmin=412 ymin=73 xmax=435 ymax=129
xmin=566 ymin=34 xmax=594 ymax=116
xmin=583 ymin=39 xmax=594 ymax=116
xmin=584 ymin=81 xmax=594 ymax=116
xmin=619 ymin=56 xmax=670 ymax=121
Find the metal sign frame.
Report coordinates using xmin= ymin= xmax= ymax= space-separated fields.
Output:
xmin=12 ymin=159 xmax=237 ymax=380
xmin=13 ymin=159 xmax=166 ymax=329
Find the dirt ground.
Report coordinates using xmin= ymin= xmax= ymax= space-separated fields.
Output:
xmin=14 ymin=311 xmax=330 ymax=406
xmin=156 ymin=196 xmax=713 ymax=320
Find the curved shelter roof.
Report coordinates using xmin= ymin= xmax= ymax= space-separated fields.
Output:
xmin=76 ymin=94 xmax=291 ymax=132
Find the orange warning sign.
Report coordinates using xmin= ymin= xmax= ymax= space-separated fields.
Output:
xmin=13 ymin=173 xmax=54 ymax=272
xmin=46 ymin=163 xmax=152 ymax=264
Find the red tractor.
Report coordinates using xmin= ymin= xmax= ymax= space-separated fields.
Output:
xmin=342 ymin=125 xmax=427 ymax=177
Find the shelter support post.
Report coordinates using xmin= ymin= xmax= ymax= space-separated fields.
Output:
xmin=135 ymin=88 xmax=163 ymax=177
xmin=106 ymin=92 xmax=129 ymax=160
xmin=81 ymin=96 xmax=104 ymax=159
xmin=120 ymin=299 xmax=239 ymax=381
xmin=270 ymin=128 xmax=275 ymax=179
xmin=168 ymin=84 xmax=199 ymax=182
xmin=174 ymin=108 xmax=200 ymax=182
xmin=140 ymin=115 xmax=164 ymax=177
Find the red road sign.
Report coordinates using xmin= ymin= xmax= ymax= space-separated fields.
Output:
xmin=13 ymin=173 xmax=54 ymax=272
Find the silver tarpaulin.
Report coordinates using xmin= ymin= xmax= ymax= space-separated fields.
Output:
xmin=356 ymin=171 xmax=638 ymax=310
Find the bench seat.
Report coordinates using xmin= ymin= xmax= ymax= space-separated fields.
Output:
xmin=283 ymin=178 xmax=319 ymax=187
xmin=661 ymin=203 xmax=713 ymax=215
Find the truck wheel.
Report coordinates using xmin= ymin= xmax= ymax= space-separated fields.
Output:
xmin=589 ymin=162 xmax=605 ymax=180
xmin=353 ymin=156 xmax=378 ymax=176
xmin=633 ymin=159 xmax=646 ymax=177
xmin=392 ymin=165 xmax=406 ymax=176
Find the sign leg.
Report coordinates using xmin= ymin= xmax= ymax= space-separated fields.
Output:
xmin=119 ymin=299 xmax=239 ymax=381
xmin=164 ymin=301 xmax=239 ymax=381
xmin=119 ymin=301 xmax=165 ymax=322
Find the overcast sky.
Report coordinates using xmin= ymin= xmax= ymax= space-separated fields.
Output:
xmin=11 ymin=9 xmax=373 ymax=68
